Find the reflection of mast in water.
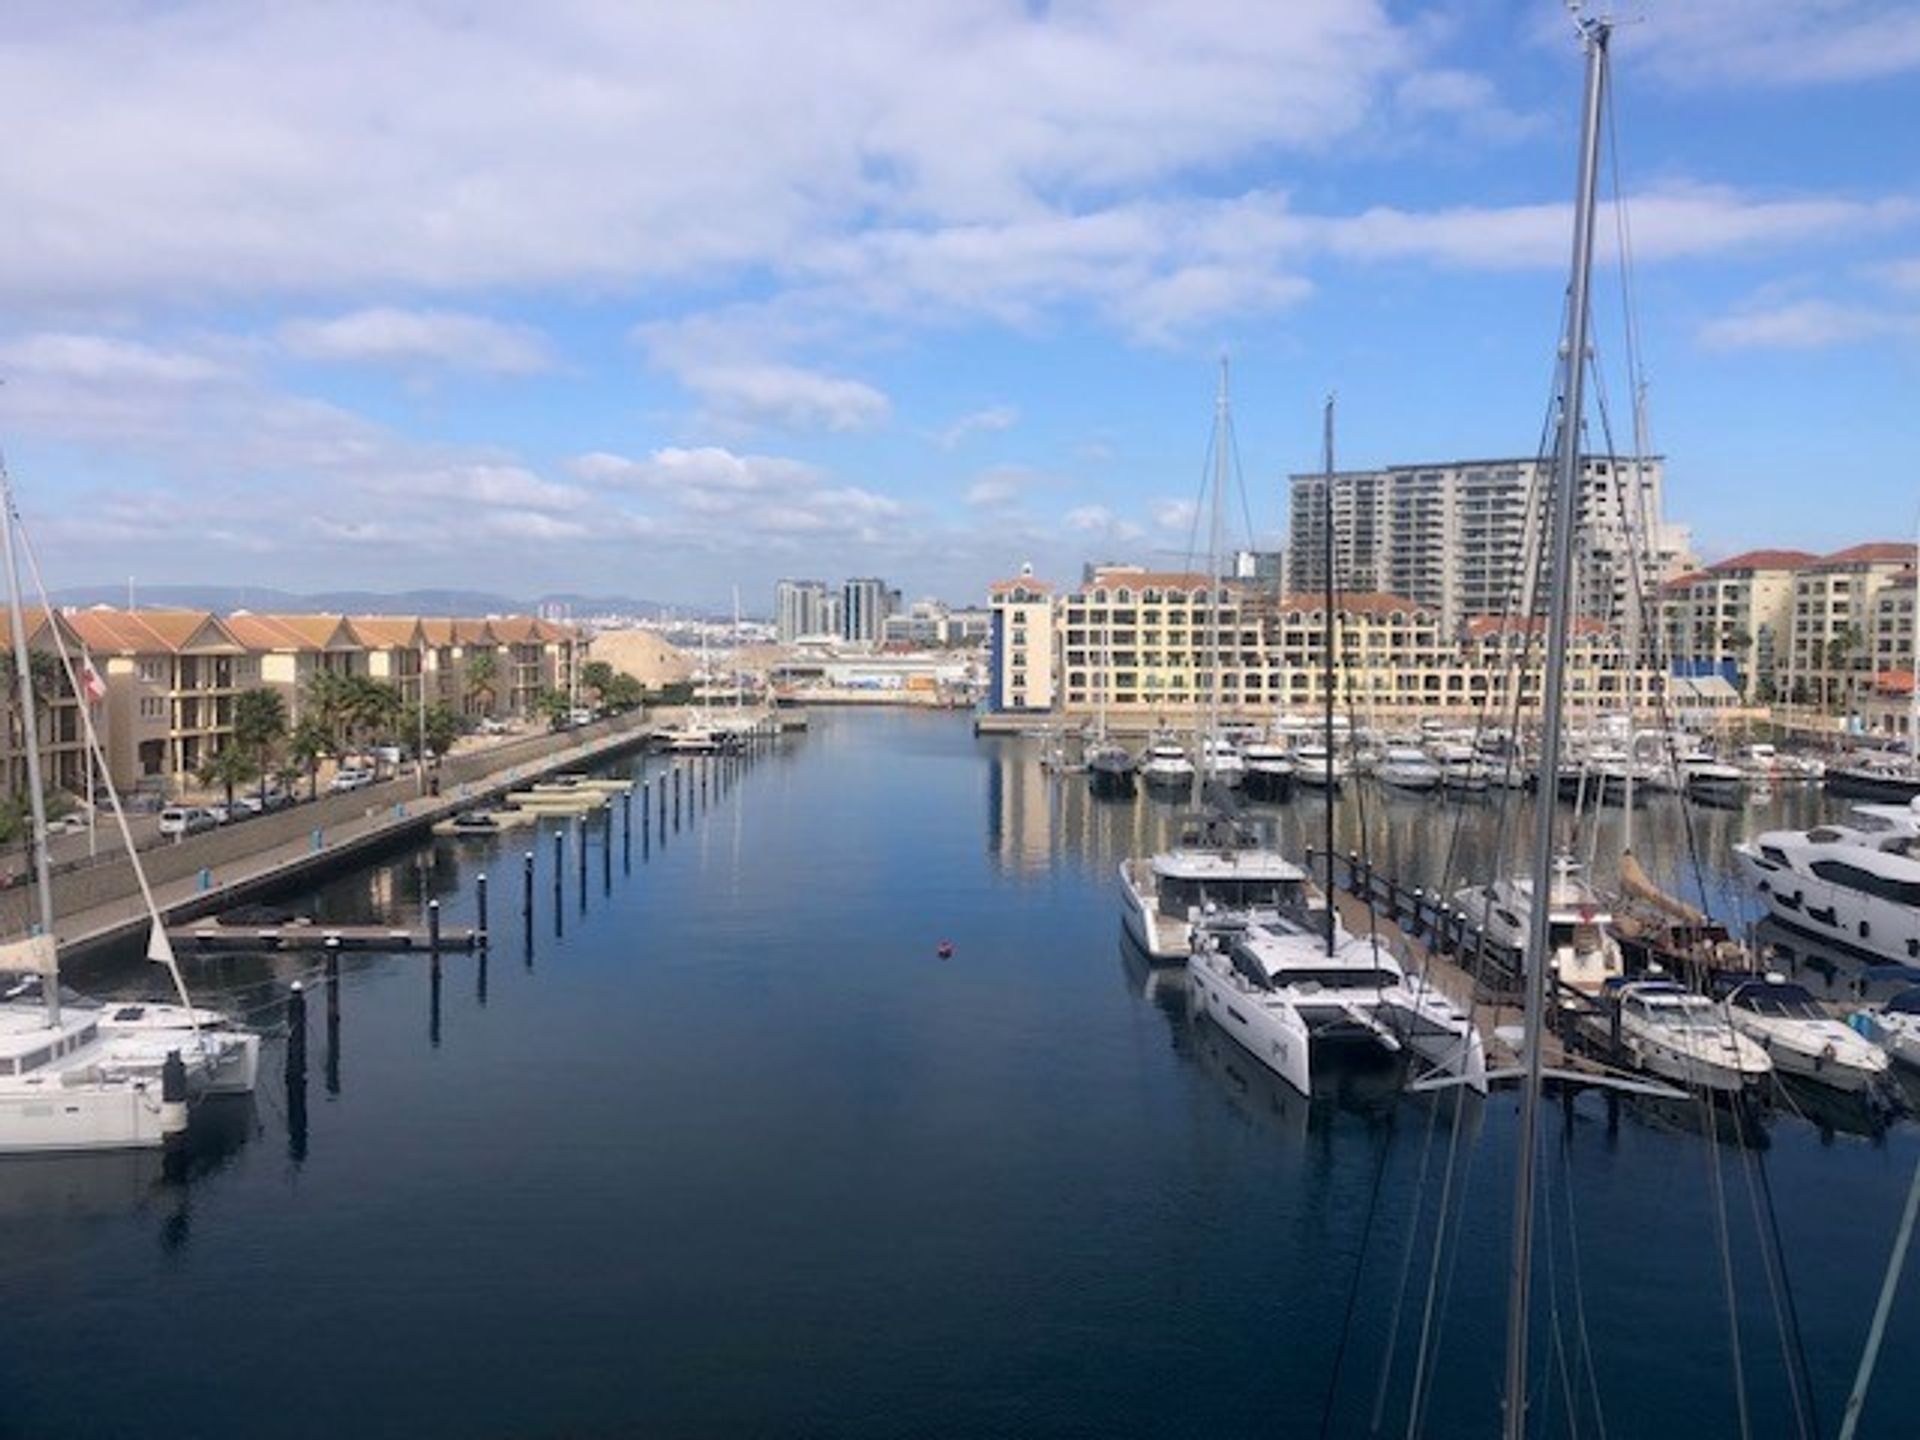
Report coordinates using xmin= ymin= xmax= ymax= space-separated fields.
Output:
xmin=325 ymin=955 xmax=342 ymax=1096
xmin=286 ymin=983 xmax=308 ymax=1164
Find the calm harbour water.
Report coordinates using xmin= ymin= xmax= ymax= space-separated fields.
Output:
xmin=2 ymin=707 xmax=1916 ymax=1439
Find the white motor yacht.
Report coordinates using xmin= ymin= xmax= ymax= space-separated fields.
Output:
xmin=1085 ymin=738 xmax=1136 ymax=795
xmin=1198 ymin=735 xmax=1246 ymax=788
xmin=1138 ymin=735 xmax=1196 ymax=791
xmin=1376 ymin=745 xmax=1443 ymax=792
xmin=1241 ymin=740 xmax=1296 ymax=800
xmin=1119 ymin=821 xmax=1313 ymax=962
xmin=1452 ymin=857 xmax=1624 ymax=996
xmin=1600 ymin=979 xmax=1773 ymax=1093
xmin=1852 ymin=987 xmax=1920 ymax=1071
xmin=1719 ymin=977 xmax=1889 ymax=1093
xmin=1292 ymin=742 xmax=1347 ymax=790
xmin=1734 ymin=800 xmax=1920 ymax=965
xmin=1679 ymin=751 xmax=1746 ymax=807
xmin=1429 ymin=741 xmax=1492 ymax=793
xmin=1187 ymin=912 xmax=1487 ymax=1097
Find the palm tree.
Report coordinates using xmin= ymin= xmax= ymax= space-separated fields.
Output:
xmin=464 ymin=649 xmax=499 ymax=717
xmin=301 ymin=670 xmax=357 ymax=755
xmin=1826 ymin=624 xmax=1864 ymax=722
xmin=232 ymin=687 xmax=288 ymax=804
xmin=289 ymin=715 xmax=332 ymax=801
xmin=196 ymin=745 xmax=258 ymax=810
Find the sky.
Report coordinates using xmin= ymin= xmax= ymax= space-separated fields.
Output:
xmin=1 ymin=0 xmax=1916 ymax=613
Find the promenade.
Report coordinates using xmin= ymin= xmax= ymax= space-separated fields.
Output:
xmin=43 ymin=713 xmax=661 ymax=967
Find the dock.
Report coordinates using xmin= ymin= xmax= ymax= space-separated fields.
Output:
xmin=169 ymin=921 xmax=481 ymax=953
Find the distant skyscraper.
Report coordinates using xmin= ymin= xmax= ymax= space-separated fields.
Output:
xmin=841 ymin=577 xmax=893 ymax=644
xmin=1287 ymin=455 xmax=1690 ymax=629
xmin=775 ymin=579 xmax=831 ymax=643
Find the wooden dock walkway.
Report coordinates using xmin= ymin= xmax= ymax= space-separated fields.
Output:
xmin=169 ymin=921 xmax=481 ymax=953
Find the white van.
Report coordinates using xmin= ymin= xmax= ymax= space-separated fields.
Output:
xmin=158 ymin=806 xmax=217 ymax=837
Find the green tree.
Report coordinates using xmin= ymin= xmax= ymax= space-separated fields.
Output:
xmin=196 ymin=744 xmax=259 ymax=810
xmin=301 ymin=670 xmax=357 ymax=755
xmin=289 ymin=715 xmax=333 ymax=800
xmin=232 ymin=687 xmax=289 ymax=804
xmin=1825 ymin=624 xmax=1864 ymax=717
xmin=534 ymin=687 xmax=572 ymax=730
xmin=580 ymin=659 xmax=614 ymax=705
xmin=413 ymin=702 xmax=462 ymax=760
xmin=603 ymin=672 xmax=645 ymax=713
xmin=345 ymin=677 xmax=403 ymax=754
xmin=465 ymin=649 xmax=499 ymax=715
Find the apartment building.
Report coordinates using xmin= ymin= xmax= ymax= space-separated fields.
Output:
xmin=1658 ymin=549 xmax=1814 ymax=699
xmin=985 ymin=566 xmax=1666 ymax=722
xmin=1288 ymin=455 xmax=1691 ymax=630
xmin=64 ymin=608 xmax=255 ymax=792
xmin=987 ymin=572 xmax=1056 ymax=713
xmin=223 ymin=613 xmax=364 ymax=724
xmin=1864 ymin=570 xmax=1917 ymax=744
xmin=775 ymin=579 xmax=831 ymax=644
xmin=0 ymin=609 xmax=96 ymax=801
xmin=1784 ymin=544 xmax=1914 ymax=710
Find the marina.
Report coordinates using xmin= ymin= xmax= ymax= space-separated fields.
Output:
xmin=3 ymin=708 xmax=1919 ymax=1437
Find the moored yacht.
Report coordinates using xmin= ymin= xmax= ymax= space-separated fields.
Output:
xmin=1198 ymin=734 xmax=1246 ymax=788
xmin=1452 ymin=857 xmax=1624 ymax=995
xmin=1292 ymin=742 xmax=1346 ymax=790
xmin=1138 ymin=734 xmax=1195 ymax=792
xmin=1376 ymin=744 xmax=1442 ymax=792
xmin=1595 ymin=978 xmax=1772 ymax=1093
xmin=1241 ymin=738 xmax=1296 ymax=800
xmin=1119 ymin=816 xmax=1312 ymax=962
xmin=1734 ymin=800 xmax=1920 ymax=965
xmin=1719 ymin=976 xmax=1889 ymax=1093
xmin=1852 ymin=987 xmax=1920 ymax=1070
xmin=1186 ymin=911 xmax=1487 ymax=1097
xmin=1086 ymin=738 xmax=1136 ymax=796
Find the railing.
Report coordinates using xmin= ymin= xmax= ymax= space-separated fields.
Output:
xmin=1308 ymin=846 xmax=1526 ymax=1001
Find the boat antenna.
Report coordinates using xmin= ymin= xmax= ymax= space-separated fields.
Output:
xmin=1504 ymin=17 xmax=1609 ymax=1440
xmin=1322 ymin=392 xmax=1336 ymax=958
xmin=0 ymin=456 xmax=59 ymax=1026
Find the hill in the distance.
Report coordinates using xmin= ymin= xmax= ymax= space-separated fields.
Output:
xmin=50 ymin=584 xmax=675 ymax=618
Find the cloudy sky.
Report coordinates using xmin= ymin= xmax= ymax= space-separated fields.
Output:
xmin=3 ymin=1 xmax=1916 ymax=611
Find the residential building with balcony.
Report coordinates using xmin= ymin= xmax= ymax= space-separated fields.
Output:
xmin=1658 ymin=549 xmax=1813 ymax=700
xmin=987 ymin=572 xmax=1055 ymax=713
xmin=0 ymin=608 xmax=97 ymax=801
xmin=1784 ymin=543 xmax=1914 ymax=713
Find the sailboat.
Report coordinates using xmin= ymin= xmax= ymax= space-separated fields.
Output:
xmin=0 ymin=467 xmax=259 ymax=1153
xmin=1085 ymin=607 xmax=1134 ymax=795
xmin=1119 ymin=360 xmax=1303 ymax=960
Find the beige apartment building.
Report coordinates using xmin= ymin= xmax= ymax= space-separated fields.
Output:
xmin=0 ymin=608 xmax=96 ymax=801
xmin=35 ymin=608 xmax=580 ymax=798
xmin=1784 ymin=544 xmax=1913 ymax=710
xmin=1658 ymin=549 xmax=1813 ymax=700
xmin=990 ymin=566 xmax=1666 ymax=725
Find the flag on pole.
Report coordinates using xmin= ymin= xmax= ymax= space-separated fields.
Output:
xmin=146 ymin=919 xmax=177 ymax=968
xmin=79 ymin=657 xmax=106 ymax=705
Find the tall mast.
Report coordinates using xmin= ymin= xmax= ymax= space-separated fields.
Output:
xmin=1322 ymin=394 xmax=1336 ymax=958
xmin=1199 ymin=356 xmax=1230 ymax=806
xmin=1910 ymin=520 xmax=1918 ymax=770
xmin=1 ymin=461 xmax=59 ymax=1026
xmin=1504 ymin=18 xmax=1609 ymax=1440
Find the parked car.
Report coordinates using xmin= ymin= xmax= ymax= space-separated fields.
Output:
xmin=330 ymin=767 xmax=378 ymax=794
xmin=158 ymin=806 xmax=218 ymax=837
xmin=568 ymin=708 xmax=596 ymax=727
xmin=205 ymin=802 xmax=245 ymax=825
xmin=475 ymin=717 xmax=510 ymax=736
xmin=234 ymin=788 xmax=294 ymax=816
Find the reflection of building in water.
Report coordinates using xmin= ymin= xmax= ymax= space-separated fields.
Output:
xmin=985 ymin=739 xmax=1058 ymax=875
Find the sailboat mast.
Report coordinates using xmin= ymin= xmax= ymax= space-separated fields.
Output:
xmin=0 ymin=464 xmax=59 ymax=1026
xmin=1504 ymin=19 xmax=1609 ymax=1440
xmin=1322 ymin=394 xmax=1336 ymax=958
xmin=1201 ymin=356 xmax=1230 ymax=803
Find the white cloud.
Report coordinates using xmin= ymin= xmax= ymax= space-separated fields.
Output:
xmin=1625 ymin=2 xmax=1920 ymax=87
xmin=280 ymin=307 xmax=552 ymax=374
xmin=1699 ymin=300 xmax=1920 ymax=349
xmin=674 ymin=363 xmax=889 ymax=433
xmin=0 ymin=333 xmax=233 ymax=387
xmin=938 ymin=405 xmax=1019 ymax=449
xmin=1871 ymin=257 xmax=1920 ymax=293
xmin=0 ymin=1 xmax=1414 ymax=309
xmin=1152 ymin=499 xmax=1198 ymax=532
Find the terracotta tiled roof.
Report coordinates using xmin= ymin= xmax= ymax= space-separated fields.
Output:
xmin=487 ymin=615 xmax=540 ymax=643
xmin=1085 ymin=570 xmax=1215 ymax=590
xmin=64 ymin=607 xmax=241 ymax=654
xmin=347 ymin=616 xmax=427 ymax=648
xmin=1817 ymin=542 xmax=1914 ymax=567
xmin=988 ymin=577 xmax=1053 ymax=594
xmin=1279 ymin=591 xmax=1429 ymax=616
xmin=1709 ymin=548 xmax=1818 ymax=572
xmin=1661 ymin=570 xmax=1712 ymax=592
xmin=451 ymin=619 xmax=497 ymax=646
xmin=419 ymin=618 xmax=457 ymax=646
xmin=231 ymin=612 xmax=358 ymax=650
xmin=1874 ymin=669 xmax=1914 ymax=695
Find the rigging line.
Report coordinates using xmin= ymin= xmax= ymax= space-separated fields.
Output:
xmin=1733 ymin=1120 xmax=1813 ymax=1440
xmin=1226 ymin=404 xmax=1260 ymax=556
xmin=1837 ymin=1149 xmax=1920 ymax=1440
xmin=1753 ymin=1140 xmax=1825 ymax=1440
xmin=1317 ymin=1107 xmax=1401 ymax=1440
xmin=1408 ymin=1095 xmax=1487 ymax=1440
xmin=1700 ymin=1090 xmax=1755 ymax=1440
xmin=1538 ymin=1104 xmax=1583 ymax=1440
xmin=1558 ymin=1099 xmax=1610 ymax=1440
xmin=1369 ymin=1090 xmax=1447 ymax=1435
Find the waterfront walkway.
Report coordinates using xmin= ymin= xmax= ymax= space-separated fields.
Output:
xmin=52 ymin=715 xmax=670 ymax=965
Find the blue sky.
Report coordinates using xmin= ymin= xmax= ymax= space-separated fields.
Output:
xmin=2 ymin=1 xmax=1916 ymax=612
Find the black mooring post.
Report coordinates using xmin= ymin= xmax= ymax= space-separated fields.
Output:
xmin=523 ymin=849 xmax=535 ymax=916
xmin=476 ymin=872 xmax=489 ymax=944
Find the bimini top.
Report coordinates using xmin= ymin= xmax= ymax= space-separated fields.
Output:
xmin=1886 ymin=987 xmax=1920 ymax=1017
xmin=1727 ymin=980 xmax=1824 ymax=1019
xmin=1153 ymin=849 xmax=1306 ymax=883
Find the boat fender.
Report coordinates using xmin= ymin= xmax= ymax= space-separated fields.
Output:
xmin=936 ymin=941 xmax=954 ymax=959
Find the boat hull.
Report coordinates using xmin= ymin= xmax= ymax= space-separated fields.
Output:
xmin=1736 ymin=845 xmax=1920 ymax=966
